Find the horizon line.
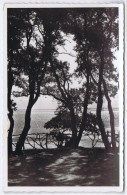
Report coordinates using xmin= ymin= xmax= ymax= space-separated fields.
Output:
xmin=16 ymin=108 xmax=119 ymax=110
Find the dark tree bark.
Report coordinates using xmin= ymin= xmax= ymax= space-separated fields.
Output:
xmin=15 ymin=73 xmax=45 ymax=154
xmin=103 ymin=79 xmax=116 ymax=150
xmin=69 ymin=105 xmax=78 ymax=147
xmin=77 ymin=69 xmax=90 ymax=145
xmin=15 ymin=25 xmax=35 ymax=154
xmin=96 ymin=51 xmax=111 ymax=151
xmin=91 ymin=74 xmax=116 ymax=150
xmin=97 ymin=90 xmax=111 ymax=150
xmin=8 ymin=109 xmax=14 ymax=155
xmin=8 ymin=67 xmax=14 ymax=155
xmin=15 ymin=98 xmax=33 ymax=154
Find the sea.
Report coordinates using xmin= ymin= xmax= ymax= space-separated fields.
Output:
xmin=12 ymin=108 xmax=119 ymax=149
xmin=13 ymin=108 xmax=119 ymax=135
xmin=13 ymin=109 xmax=55 ymax=135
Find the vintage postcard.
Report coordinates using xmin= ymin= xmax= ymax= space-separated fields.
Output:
xmin=2 ymin=2 xmax=124 ymax=193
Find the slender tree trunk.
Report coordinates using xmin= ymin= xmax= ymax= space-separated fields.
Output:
xmin=15 ymin=20 xmax=42 ymax=154
xmin=97 ymin=51 xmax=111 ymax=151
xmin=15 ymin=64 xmax=46 ymax=154
xmin=103 ymin=79 xmax=116 ymax=150
xmin=69 ymin=106 xmax=78 ymax=148
xmin=15 ymin=99 xmax=33 ymax=154
xmin=97 ymin=90 xmax=111 ymax=150
xmin=8 ymin=68 xmax=14 ymax=155
xmin=77 ymin=70 xmax=90 ymax=145
xmin=8 ymin=109 xmax=14 ymax=155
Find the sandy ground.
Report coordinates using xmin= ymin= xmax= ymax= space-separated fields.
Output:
xmin=8 ymin=147 xmax=119 ymax=186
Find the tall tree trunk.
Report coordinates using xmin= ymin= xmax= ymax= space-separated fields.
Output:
xmin=77 ymin=70 xmax=90 ymax=145
xmin=8 ymin=68 xmax=14 ymax=155
xmin=15 ymin=20 xmax=42 ymax=154
xmin=97 ymin=51 xmax=111 ymax=151
xmin=97 ymin=90 xmax=111 ymax=150
xmin=15 ymin=98 xmax=33 ymax=154
xmin=8 ymin=109 xmax=14 ymax=155
xmin=15 ymin=21 xmax=53 ymax=154
xmin=103 ymin=79 xmax=116 ymax=150
xmin=15 ymin=64 xmax=46 ymax=154
xmin=69 ymin=106 xmax=78 ymax=148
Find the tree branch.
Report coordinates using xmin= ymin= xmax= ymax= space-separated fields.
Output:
xmin=55 ymin=52 xmax=76 ymax=58
xmin=33 ymin=33 xmax=44 ymax=47
xmin=91 ymin=73 xmax=98 ymax=86
xmin=41 ymin=90 xmax=66 ymax=105
xmin=50 ymin=60 xmax=69 ymax=103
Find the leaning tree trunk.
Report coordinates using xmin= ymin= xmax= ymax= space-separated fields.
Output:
xmin=15 ymin=66 xmax=46 ymax=154
xmin=97 ymin=52 xmax=111 ymax=151
xmin=8 ymin=68 xmax=14 ymax=155
xmin=103 ymin=79 xmax=116 ymax=150
xmin=97 ymin=89 xmax=111 ymax=150
xmin=77 ymin=70 xmax=90 ymax=145
xmin=15 ymin=98 xmax=34 ymax=154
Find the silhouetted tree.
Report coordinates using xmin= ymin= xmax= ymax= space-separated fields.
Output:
xmin=15 ymin=9 xmax=66 ymax=154
xmin=87 ymin=8 xmax=118 ymax=150
xmin=62 ymin=9 xmax=109 ymax=148
xmin=8 ymin=9 xmax=25 ymax=155
xmin=72 ymin=8 xmax=118 ymax=150
xmin=15 ymin=10 xmax=46 ymax=154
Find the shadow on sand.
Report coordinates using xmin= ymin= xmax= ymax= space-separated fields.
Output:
xmin=8 ymin=147 xmax=119 ymax=186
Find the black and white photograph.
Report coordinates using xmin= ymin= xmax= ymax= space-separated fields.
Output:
xmin=2 ymin=3 xmax=124 ymax=192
